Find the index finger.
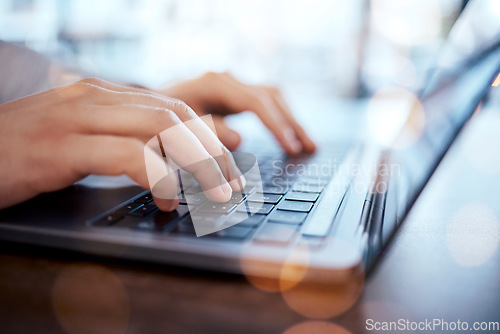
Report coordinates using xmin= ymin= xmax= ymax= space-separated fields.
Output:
xmin=266 ymin=88 xmax=317 ymax=153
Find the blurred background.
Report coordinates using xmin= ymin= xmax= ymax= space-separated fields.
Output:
xmin=0 ymin=0 xmax=469 ymax=97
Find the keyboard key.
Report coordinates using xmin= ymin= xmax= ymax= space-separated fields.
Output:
xmin=228 ymin=192 xmax=246 ymax=204
xmin=184 ymin=193 xmax=207 ymax=206
xmin=225 ymin=213 xmax=265 ymax=227
xmin=171 ymin=209 xmax=221 ymax=235
xmin=211 ymin=226 xmax=253 ymax=239
xmin=268 ymin=210 xmax=307 ymax=224
xmin=292 ymin=183 xmax=325 ymax=193
xmin=198 ymin=202 xmax=236 ymax=214
xmin=123 ymin=202 xmax=144 ymax=213
xmin=237 ymin=203 xmax=274 ymax=215
xmin=248 ymin=193 xmax=282 ymax=204
xmin=128 ymin=203 xmax=158 ymax=217
xmin=277 ymin=200 xmax=313 ymax=213
xmin=92 ymin=211 xmax=124 ymax=226
xmin=154 ymin=204 xmax=189 ymax=227
xmin=285 ymin=192 xmax=319 ymax=202
xmin=134 ymin=193 xmax=154 ymax=204
xmin=254 ymin=224 xmax=297 ymax=244
xmin=132 ymin=204 xmax=190 ymax=231
xmin=260 ymin=185 xmax=288 ymax=195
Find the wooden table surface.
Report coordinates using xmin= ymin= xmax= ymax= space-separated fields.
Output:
xmin=1 ymin=106 xmax=500 ymax=334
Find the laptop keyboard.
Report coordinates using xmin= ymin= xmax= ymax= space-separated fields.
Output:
xmin=90 ymin=143 xmax=351 ymax=245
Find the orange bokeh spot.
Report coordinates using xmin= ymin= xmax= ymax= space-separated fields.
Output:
xmin=284 ymin=321 xmax=352 ymax=334
xmin=52 ymin=264 xmax=131 ymax=334
xmin=492 ymin=73 xmax=500 ymax=87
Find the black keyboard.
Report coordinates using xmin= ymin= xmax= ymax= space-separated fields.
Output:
xmin=89 ymin=143 xmax=350 ymax=245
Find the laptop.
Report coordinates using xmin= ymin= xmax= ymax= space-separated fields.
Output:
xmin=0 ymin=1 xmax=499 ymax=284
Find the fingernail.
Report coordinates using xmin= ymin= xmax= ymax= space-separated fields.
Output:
xmin=220 ymin=182 xmax=232 ymax=199
xmin=289 ymin=140 xmax=302 ymax=154
xmin=225 ymin=131 xmax=241 ymax=149
xmin=284 ymin=128 xmax=302 ymax=154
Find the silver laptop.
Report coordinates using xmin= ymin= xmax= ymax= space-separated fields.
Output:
xmin=0 ymin=1 xmax=499 ymax=283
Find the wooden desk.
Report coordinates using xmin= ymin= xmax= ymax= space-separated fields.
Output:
xmin=1 ymin=108 xmax=500 ymax=334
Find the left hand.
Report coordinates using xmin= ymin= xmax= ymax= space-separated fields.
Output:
xmin=160 ymin=72 xmax=316 ymax=155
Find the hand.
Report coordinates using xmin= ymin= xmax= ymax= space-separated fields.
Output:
xmin=161 ymin=72 xmax=317 ymax=154
xmin=0 ymin=78 xmax=244 ymax=210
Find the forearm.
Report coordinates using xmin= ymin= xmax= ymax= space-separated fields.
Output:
xmin=0 ymin=41 xmax=83 ymax=103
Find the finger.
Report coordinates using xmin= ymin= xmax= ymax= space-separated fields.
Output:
xmin=143 ymin=136 xmax=180 ymax=211
xmin=156 ymin=121 xmax=234 ymax=201
xmin=71 ymin=103 xmax=242 ymax=196
xmin=266 ymin=88 xmax=317 ymax=153
xmin=73 ymin=79 xmax=246 ymax=191
xmin=65 ymin=134 xmax=178 ymax=212
xmin=167 ymin=103 xmax=246 ymax=191
xmin=209 ymin=116 xmax=242 ymax=151
xmin=76 ymin=105 xmax=233 ymax=202
xmin=206 ymin=75 xmax=303 ymax=155
xmin=63 ymin=104 xmax=177 ymax=140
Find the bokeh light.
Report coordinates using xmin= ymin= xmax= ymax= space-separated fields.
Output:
xmin=52 ymin=264 xmax=131 ymax=334
xmin=366 ymin=87 xmax=425 ymax=148
xmin=492 ymin=73 xmax=500 ymax=87
xmin=0 ymin=0 xmax=461 ymax=97
xmin=240 ymin=237 xmax=364 ymax=318
xmin=239 ymin=228 xmax=303 ymax=293
xmin=370 ymin=0 xmax=442 ymax=47
xmin=446 ymin=203 xmax=500 ymax=268
xmin=280 ymin=238 xmax=364 ymax=319
xmin=280 ymin=262 xmax=364 ymax=319
xmin=283 ymin=321 xmax=352 ymax=334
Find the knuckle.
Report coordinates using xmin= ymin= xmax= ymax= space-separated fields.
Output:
xmin=71 ymin=78 xmax=110 ymax=99
xmin=70 ymin=79 xmax=100 ymax=96
xmin=176 ymin=100 xmax=192 ymax=114
xmin=203 ymin=71 xmax=219 ymax=81
xmin=78 ymin=77 xmax=105 ymax=87
xmin=221 ymin=71 xmax=233 ymax=79
xmin=151 ymin=107 xmax=179 ymax=126
xmin=252 ymin=95 xmax=270 ymax=111
xmin=266 ymin=86 xmax=281 ymax=96
xmin=202 ymin=71 xmax=234 ymax=84
xmin=167 ymin=99 xmax=195 ymax=118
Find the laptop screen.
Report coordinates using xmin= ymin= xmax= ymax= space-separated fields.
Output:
xmin=395 ymin=0 xmax=500 ymax=202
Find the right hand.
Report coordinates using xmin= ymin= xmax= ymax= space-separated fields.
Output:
xmin=0 ymin=78 xmax=244 ymax=211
